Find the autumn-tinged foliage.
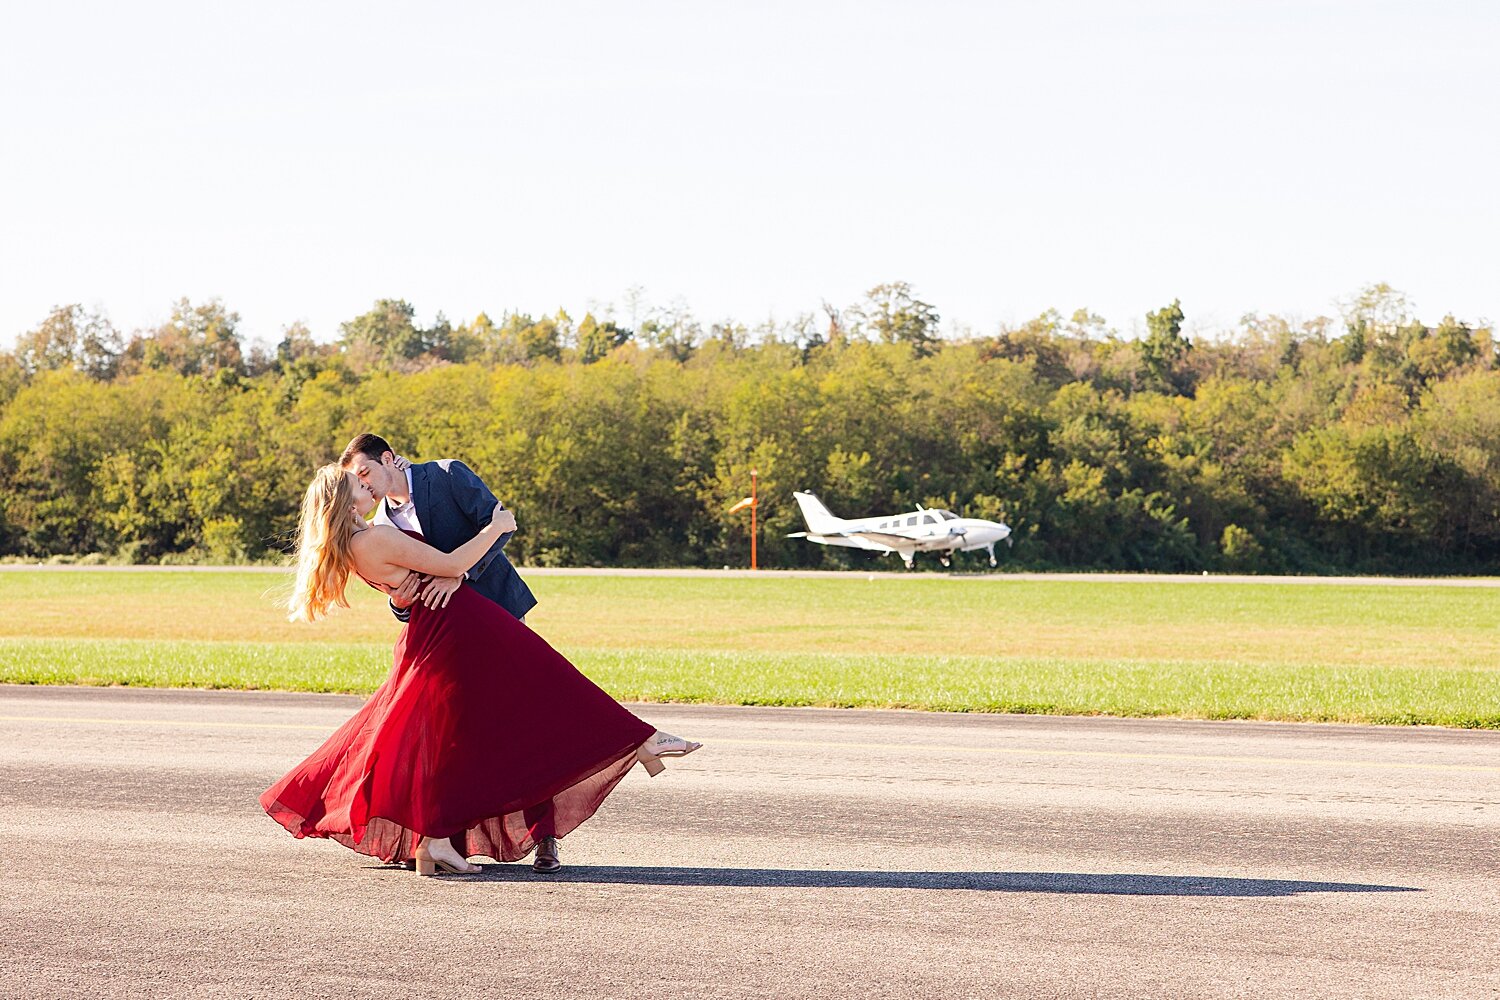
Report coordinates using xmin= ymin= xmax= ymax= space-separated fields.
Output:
xmin=2 ymin=283 xmax=1496 ymax=573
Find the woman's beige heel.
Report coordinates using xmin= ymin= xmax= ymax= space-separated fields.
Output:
xmin=636 ymin=746 xmax=667 ymax=777
xmin=412 ymin=838 xmax=480 ymax=876
xmin=635 ymin=731 xmax=701 ymax=777
xmin=414 ymin=854 xmax=476 ymax=876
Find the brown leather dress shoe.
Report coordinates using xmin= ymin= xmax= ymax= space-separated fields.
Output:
xmin=532 ymin=836 xmax=561 ymax=874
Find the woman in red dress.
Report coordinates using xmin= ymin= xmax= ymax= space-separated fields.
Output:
xmin=261 ymin=465 xmax=701 ymax=877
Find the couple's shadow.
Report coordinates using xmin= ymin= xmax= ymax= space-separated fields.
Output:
xmin=378 ymin=863 xmax=1418 ymax=897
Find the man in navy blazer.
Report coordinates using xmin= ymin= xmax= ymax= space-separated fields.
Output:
xmin=339 ymin=433 xmax=537 ymax=624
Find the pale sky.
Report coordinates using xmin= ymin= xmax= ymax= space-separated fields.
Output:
xmin=1 ymin=1 xmax=1495 ymax=350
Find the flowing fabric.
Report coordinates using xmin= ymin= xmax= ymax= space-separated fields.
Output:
xmin=260 ymin=556 xmax=654 ymax=864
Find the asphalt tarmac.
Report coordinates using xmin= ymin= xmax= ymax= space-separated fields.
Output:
xmin=1 ymin=685 xmax=1496 ymax=999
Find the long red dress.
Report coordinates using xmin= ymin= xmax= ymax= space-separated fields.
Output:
xmin=260 ymin=560 xmax=654 ymax=865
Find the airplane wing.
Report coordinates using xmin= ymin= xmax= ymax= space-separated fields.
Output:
xmin=842 ymin=530 xmax=916 ymax=547
xmin=788 ymin=531 xmax=904 ymax=552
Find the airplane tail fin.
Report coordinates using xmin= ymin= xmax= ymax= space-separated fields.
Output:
xmin=793 ymin=491 xmax=842 ymax=534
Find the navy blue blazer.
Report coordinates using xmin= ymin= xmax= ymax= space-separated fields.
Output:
xmin=376 ymin=459 xmax=537 ymax=621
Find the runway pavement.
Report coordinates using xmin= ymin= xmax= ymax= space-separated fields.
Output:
xmin=1 ymin=685 xmax=1496 ymax=999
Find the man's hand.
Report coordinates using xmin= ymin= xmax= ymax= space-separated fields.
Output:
xmin=419 ymin=575 xmax=464 ymax=610
xmin=388 ymin=572 xmax=426 ymax=611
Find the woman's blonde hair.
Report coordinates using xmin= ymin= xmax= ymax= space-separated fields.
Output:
xmin=287 ymin=464 xmax=360 ymax=622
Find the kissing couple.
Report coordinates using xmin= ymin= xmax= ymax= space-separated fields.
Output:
xmin=260 ymin=433 xmax=702 ymax=877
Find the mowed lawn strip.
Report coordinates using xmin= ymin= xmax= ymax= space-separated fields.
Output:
xmin=1 ymin=638 xmax=1494 ymax=728
xmin=2 ymin=570 xmax=1496 ymax=727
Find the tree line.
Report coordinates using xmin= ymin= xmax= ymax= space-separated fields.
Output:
xmin=2 ymin=282 xmax=1496 ymax=574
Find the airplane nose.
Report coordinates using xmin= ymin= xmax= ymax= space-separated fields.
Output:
xmin=967 ymin=522 xmax=1010 ymax=544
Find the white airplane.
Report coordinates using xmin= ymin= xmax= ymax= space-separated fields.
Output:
xmin=788 ymin=491 xmax=1012 ymax=569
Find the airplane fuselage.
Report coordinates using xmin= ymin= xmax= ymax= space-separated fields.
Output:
xmin=831 ymin=513 xmax=1010 ymax=554
xmin=789 ymin=491 xmax=1012 ymax=568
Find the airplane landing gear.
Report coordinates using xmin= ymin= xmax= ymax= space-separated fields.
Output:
xmin=939 ymin=555 xmax=951 ymax=568
xmin=986 ymin=544 xmax=998 ymax=568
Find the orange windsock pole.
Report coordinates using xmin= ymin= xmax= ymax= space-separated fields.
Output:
xmin=750 ymin=468 xmax=758 ymax=570
xmin=728 ymin=471 xmax=760 ymax=570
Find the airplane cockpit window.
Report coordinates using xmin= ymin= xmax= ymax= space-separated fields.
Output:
xmin=922 ymin=513 xmax=938 ymax=525
xmin=940 ymin=510 xmax=958 ymax=520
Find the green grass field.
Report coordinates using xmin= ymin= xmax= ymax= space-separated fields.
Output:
xmin=1 ymin=570 xmax=1496 ymax=727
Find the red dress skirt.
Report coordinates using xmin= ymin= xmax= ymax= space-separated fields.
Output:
xmin=260 ymin=579 xmax=654 ymax=864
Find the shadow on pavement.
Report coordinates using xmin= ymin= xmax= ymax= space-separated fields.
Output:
xmin=393 ymin=864 xmax=1419 ymax=896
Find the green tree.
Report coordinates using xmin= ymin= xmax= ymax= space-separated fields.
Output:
xmin=1140 ymin=298 xmax=1188 ymax=391
xmin=122 ymin=298 xmax=244 ymax=378
xmin=486 ymin=312 xmax=564 ymax=365
xmin=1 ymin=284 xmax=1497 ymax=574
xmin=1410 ymin=369 xmax=1500 ymax=555
xmin=0 ymin=352 xmax=24 ymax=407
xmin=339 ymin=299 xmax=425 ymax=370
xmin=639 ymin=301 xmax=700 ymax=363
xmin=1282 ymin=424 xmax=1457 ymax=566
xmin=576 ymin=312 xmax=632 ymax=364
xmin=848 ymin=281 xmax=941 ymax=356
xmin=14 ymin=304 xmax=121 ymax=380
xmin=517 ymin=314 xmax=563 ymax=363
xmin=0 ymin=371 xmax=201 ymax=555
xmin=1402 ymin=315 xmax=1481 ymax=384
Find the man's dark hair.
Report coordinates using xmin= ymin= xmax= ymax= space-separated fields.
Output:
xmin=340 ymin=433 xmax=394 ymax=467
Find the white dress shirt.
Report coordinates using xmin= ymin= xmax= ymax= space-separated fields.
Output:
xmin=377 ymin=464 xmax=488 ymax=600
xmin=384 ymin=467 xmax=424 ymax=535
